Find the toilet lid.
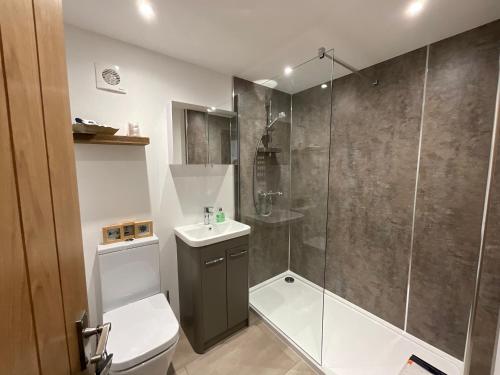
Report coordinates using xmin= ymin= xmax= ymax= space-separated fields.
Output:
xmin=103 ymin=293 xmax=179 ymax=372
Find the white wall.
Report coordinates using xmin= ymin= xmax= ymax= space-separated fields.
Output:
xmin=65 ymin=25 xmax=235 ymax=325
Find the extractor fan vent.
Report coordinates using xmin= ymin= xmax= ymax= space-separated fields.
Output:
xmin=94 ymin=63 xmax=127 ymax=94
xmin=102 ymin=68 xmax=120 ymax=86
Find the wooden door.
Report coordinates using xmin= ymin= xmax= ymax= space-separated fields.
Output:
xmin=0 ymin=26 xmax=41 ymax=375
xmin=0 ymin=0 xmax=90 ymax=374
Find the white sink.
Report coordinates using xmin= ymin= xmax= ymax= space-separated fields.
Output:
xmin=174 ymin=219 xmax=251 ymax=247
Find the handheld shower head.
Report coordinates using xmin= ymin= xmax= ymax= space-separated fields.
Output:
xmin=267 ymin=112 xmax=286 ymax=130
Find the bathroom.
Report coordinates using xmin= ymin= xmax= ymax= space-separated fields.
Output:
xmin=1 ymin=0 xmax=500 ymax=374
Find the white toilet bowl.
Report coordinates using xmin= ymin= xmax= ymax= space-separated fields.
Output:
xmin=108 ymin=343 xmax=177 ymax=375
xmin=104 ymin=294 xmax=179 ymax=375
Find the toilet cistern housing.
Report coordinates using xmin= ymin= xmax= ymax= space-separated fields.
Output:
xmin=98 ymin=235 xmax=161 ymax=313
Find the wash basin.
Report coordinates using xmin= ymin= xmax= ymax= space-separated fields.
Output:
xmin=174 ymin=219 xmax=251 ymax=247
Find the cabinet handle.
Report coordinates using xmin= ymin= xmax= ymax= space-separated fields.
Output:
xmin=230 ymin=250 xmax=247 ymax=258
xmin=205 ymin=257 xmax=225 ymax=266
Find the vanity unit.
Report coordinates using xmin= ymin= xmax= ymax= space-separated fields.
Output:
xmin=175 ymin=220 xmax=251 ymax=353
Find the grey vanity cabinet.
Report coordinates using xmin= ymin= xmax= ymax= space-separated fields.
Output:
xmin=226 ymin=245 xmax=249 ymax=327
xmin=176 ymin=235 xmax=249 ymax=353
xmin=200 ymin=245 xmax=228 ymax=341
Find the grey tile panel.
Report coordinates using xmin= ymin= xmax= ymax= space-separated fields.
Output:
xmin=234 ymin=77 xmax=292 ymax=287
xmin=289 ymin=84 xmax=332 ymax=287
xmin=326 ymin=47 xmax=427 ymax=329
xmin=470 ymin=133 xmax=500 ymax=374
xmin=407 ymin=20 xmax=500 ymax=359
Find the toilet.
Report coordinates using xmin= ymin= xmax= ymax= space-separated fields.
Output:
xmin=98 ymin=235 xmax=179 ymax=375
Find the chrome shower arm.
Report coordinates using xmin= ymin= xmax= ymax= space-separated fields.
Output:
xmin=318 ymin=47 xmax=379 ymax=86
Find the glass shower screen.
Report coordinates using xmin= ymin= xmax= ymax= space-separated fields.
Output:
xmin=235 ymin=50 xmax=334 ymax=364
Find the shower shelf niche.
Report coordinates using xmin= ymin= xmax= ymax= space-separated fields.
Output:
xmin=257 ymin=147 xmax=282 ymax=153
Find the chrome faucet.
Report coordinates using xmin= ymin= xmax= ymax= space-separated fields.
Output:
xmin=203 ymin=206 xmax=214 ymax=225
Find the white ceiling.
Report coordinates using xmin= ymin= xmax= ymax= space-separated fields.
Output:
xmin=63 ymin=0 xmax=500 ymax=92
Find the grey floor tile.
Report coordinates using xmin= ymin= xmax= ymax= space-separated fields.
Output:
xmin=170 ymin=313 xmax=307 ymax=375
xmin=285 ymin=361 xmax=319 ymax=375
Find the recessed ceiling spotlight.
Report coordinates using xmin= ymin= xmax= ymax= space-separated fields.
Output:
xmin=211 ymin=106 xmax=216 ymax=111
xmin=406 ymin=0 xmax=425 ymax=17
xmin=207 ymin=108 xmax=213 ymax=112
xmin=321 ymin=83 xmax=328 ymax=89
xmin=284 ymin=66 xmax=293 ymax=76
xmin=138 ymin=0 xmax=156 ymax=21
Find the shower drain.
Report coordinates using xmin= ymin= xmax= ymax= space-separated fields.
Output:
xmin=284 ymin=276 xmax=295 ymax=283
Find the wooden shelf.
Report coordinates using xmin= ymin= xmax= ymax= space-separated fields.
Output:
xmin=73 ymin=133 xmax=150 ymax=146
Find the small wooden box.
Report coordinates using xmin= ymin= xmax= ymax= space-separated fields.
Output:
xmin=135 ymin=220 xmax=153 ymax=238
xmin=102 ymin=224 xmax=124 ymax=244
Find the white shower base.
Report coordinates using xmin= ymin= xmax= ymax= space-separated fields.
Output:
xmin=250 ymin=272 xmax=463 ymax=375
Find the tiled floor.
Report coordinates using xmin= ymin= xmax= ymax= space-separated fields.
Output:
xmin=168 ymin=312 xmax=320 ymax=375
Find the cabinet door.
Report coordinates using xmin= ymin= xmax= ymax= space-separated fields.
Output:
xmin=227 ymin=245 xmax=249 ymax=327
xmin=201 ymin=247 xmax=228 ymax=341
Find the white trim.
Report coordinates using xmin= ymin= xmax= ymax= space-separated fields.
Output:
xmin=288 ymin=95 xmax=293 ymax=272
xmin=405 ymin=44 xmax=430 ymax=331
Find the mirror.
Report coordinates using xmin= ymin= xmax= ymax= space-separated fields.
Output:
xmin=171 ymin=101 xmax=237 ymax=165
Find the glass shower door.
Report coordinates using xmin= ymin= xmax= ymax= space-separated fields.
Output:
xmin=235 ymin=50 xmax=334 ymax=365
xmin=287 ymin=55 xmax=334 ymax=363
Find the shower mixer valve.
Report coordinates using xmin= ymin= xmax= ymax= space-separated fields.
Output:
xmin=258 ymin=191 xmax=284 ymax=198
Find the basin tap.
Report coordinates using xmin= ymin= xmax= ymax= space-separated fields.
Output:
xmin=203 ymin=206 xmax=214 ymax=225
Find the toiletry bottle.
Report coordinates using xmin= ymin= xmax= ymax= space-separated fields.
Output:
xmin=216 ymin=207 xmax=225 ymax=223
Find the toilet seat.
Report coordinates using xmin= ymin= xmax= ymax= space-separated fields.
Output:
xmin=103 ymin=293 xmax=179 ymax=372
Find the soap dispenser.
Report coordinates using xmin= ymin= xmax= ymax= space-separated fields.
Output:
xmin=216 ymin=207 xmax=225 ymax=223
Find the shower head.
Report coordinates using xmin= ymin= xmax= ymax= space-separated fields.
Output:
xmin=266 ymin=112 xmax=286 ymax=130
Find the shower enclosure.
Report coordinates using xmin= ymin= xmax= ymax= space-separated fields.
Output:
xmin=237 ymin=51 xmax=335 ymax=364
xmin=234 ymin=21 xmax=500 ymax=375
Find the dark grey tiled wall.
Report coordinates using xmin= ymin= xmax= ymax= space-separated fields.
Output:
xmin=407 ymin=21 xmax=500 ymax=359
xmin=325 ymin=48 xmax=427 ymax=329
xmin=233 ymin=77 xmax=292 ymax=287
xmin=470 ymin=112 xmax=500 ymax=374
xmin=289 ymin=84 xmax=332 ymax=287
xmin=235 ymin=19 xmax=500 ymax=362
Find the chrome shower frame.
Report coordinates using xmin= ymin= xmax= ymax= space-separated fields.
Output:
xmin=318 ymin=46 xmax=379 ymax=86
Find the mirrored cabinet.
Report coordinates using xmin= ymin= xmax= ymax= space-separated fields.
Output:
xmin=171 ymin=101 xmax=238 ymax=165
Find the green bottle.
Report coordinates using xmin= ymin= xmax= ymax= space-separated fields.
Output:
xmin=216 ymin=207 xmax=225 ymax=223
